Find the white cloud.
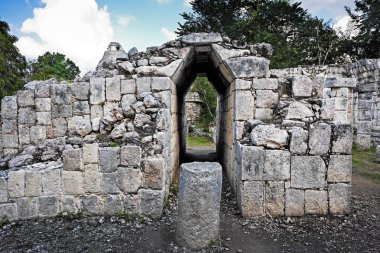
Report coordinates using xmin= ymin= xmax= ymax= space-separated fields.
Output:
xmin=155 ymin=0 xmax=171 ymax=4
xmin=300 ymin=0 xmax=355 ymax=19
xmin=117 ymin=15 xmax=135 ymax=27
xmin=184 ymin=0 xmax=193 ymax=7
xmin=333 ymin=15 xmax=357 ymax=38
xmin=161 ymin=27 xmax=177 ymax=41
xmin=16 ymin=0 xmax=114 ymax=74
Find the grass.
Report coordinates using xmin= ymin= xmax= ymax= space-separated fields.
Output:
xmin=357 ymin=171 xmax=380 ymax=184
xmin=186 ymin=136 xmax=215 ymax=147
xmin=352 ymin=146 xmax=380 ymax=184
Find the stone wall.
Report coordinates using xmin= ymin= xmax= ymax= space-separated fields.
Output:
xmin=185 ymin=92 xmax=203 ymax=125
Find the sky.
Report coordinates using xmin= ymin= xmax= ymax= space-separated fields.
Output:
xmin=0 ymin=0 xmax=356 ymax=74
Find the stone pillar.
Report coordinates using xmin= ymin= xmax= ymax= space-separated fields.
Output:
xmin=176 ymin=162 xmax=222 ymax=250
xmin=376 ymin=145 xmax=380 ymax=162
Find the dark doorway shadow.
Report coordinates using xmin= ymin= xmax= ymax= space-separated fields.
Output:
xmin=183 ymin=146 xmax=218 ymax=163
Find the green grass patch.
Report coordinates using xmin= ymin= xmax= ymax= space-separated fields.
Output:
xmin=187 ymin=136 xmax=215 ymax=147
xmin=352 ymin=146 xmax=378 ymax=169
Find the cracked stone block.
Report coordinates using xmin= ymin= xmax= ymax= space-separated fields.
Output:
xmin=2 ymin=134 xmax=19 ymax=148
xmin=99 ymin=147 xmax=120 ymax=173
xmin=234 ymin=90 xmax=254 ymax=120
xmin=332 ymin=124 xmax=352 ymax=154
xmin=252 ymin=78 xmax=278 ymax=90
xmin=73 ymin=101 xmax=90 ymax=115
xmin=305 ymin=190 xmax=328 ymax=215
xmin=265 ymin=181 xmax=285 ymax=216
xmin=90 ymin=77 xmax=105 ymax=105
xmin=62 ymin=171 xmax=84 ymax=195
xmin=83 ymin=143 xmax=99 ymax=164
xmin=81 ymin=195 xmax=104 ymax=215
xmin=25 ymin=171 xmax=42 ymax=197
xmin=8 ymin=170 xmax=25 ymax=198
xmin=18 ymin=107 xmax=36 ymax=125
xmin=329 ymin=183 xmax=350 ymax=215
xmin=35 ymin=82 xmax=50 ymax=98
xmin=60 ymin=195 xmax=79 ymax=213
xmin=309 ymin=123 xmax=331 ymax=155
xmin=41 ymin=169 xmax=61 ymax=195
xmin=118 ymin=167 xmax=142 ymax=193
xmin=225 ymin=56 xmax=269 ymax=78
xmin=84 ymin=164 xmax=101 ymax=193
xmin=292 ymin=75 xmax=313 ymax=97
xmin=290 ymin=127 xmax=308 ymax=155
xmin=36 ymin=112 xmax=51 ymax=125
xmin=52 ymin=118 xmax=67 ymax=137
xmin=291 ymin=156 xmax=326 ymax=189
xmin=256 ymin=90 xmax=278 ymax=108
xmin=139 ymin=189 xmax=164 ymax=219
xmin=39 ymin=196 xmax=59 ymax=217
xmin=67 ymin=116 xmax=92 ymax=136
xmin=1 ymin=96 xmax=18 ymax=119
xmin=120 ymin=146 xmax=141 ymax=167
xmin=0 ymin=178 xmax=8 ymax=203
xmin=0 ymin=203 xmax=18 ymax=221
xmin=327 ymin=155 xmax=352 ymax=183
xmin=238 ymin=181 xmax=264 ymax=217
xmin=30 ymin=126 xmax=47 ymax=144
xmin=17 ymin=197 xmax=38 ymax=219
xmin=71 ymin=82 xmax=89 ymax=100
xmin=2 ymin=119 xmax=17 ymax=134
xmin=255 ymin=108 xmax=273 ymax=121
xmin=136 ymin=77 xmax=151 ymax=94
xmin=285 ymin=101 xmax=314 ymax=120
xmin=121 ymin=79 xmax=136 ymax=94
xmin=142 ymin=159 xmax=164 ymax=190
xmin=251 ymin=124 xmax=288 ymax=149
xmin=104 ymin=194 xmax=123 ymax=215
xmin=101 ymin=172 xmax=120 ymax=194
xmin=51 ymin=83 xmax=71 ymax=105
xmin=63 ymin=149 xmax=84 ymax=171
xmin=285 ymin=189 xmax=304 ymax=216
xmin=106 ymin=76 xmax=121 ymax=101
xmin=51 ymin=104 xmax=72 ymax=118
xmin=17 ymin=90 xmax=35 ymax=107
xmin=19 ymin=125 xmax=30 ymax=146
xmin=152 ymin=77 xmax=171 ymax=91
xmin=263 ymin=150 xmax=290 ymax=180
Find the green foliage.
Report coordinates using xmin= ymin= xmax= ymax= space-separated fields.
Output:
xmin=190 ymin=76 xmax=217 ymax=126
xmin=109 ymin=141 xmax=120 ymax=147
xmin=58 ymin=211 xmax=82 ymax=220
xmin=187 ymin=136 xmax=214 ymax=147
xmin=0 ymin=20 xmax=27 ymax=99
xmin=29 ymin=52 xmax=80 ymax=81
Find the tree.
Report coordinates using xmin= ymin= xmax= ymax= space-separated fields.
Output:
xmin=0 ymin=20 xmax=27 ymax=99
xmin=346 ymin=0 xmax=380 ymax=59
xmin=29 ymin=52 xmax=80 ymax=81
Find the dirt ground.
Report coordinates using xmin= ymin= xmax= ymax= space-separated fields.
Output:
xmin=0 ymin=150 xmax=379 ymax=253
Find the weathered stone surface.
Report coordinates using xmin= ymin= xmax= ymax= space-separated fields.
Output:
xmin=30 ymin=126 xmax=47 ymax=144
xmin=83 ymin=143 xmax=99 ymax=164
xmin=234 ymin=90 xmax=254 ymax=120
xmin=142 ymin=159 xmax=164 ymax=190
xmin=60 ymin=195 xmax=79 ymax=213
xmin=1 ymin=96 xmax=18 ymax=119
xmin=101 ymin=172 xmax=120 ymax=193
xmin=239 ymin=146 xmax=264 ymax=180
xmin=251 ymin=124 xmax=288 ymax=149
xmin=256 ymin=90 xmax=278 ymax=108
xmin=62 ymin=171 xmax=84 ymax=195
xmin=124 ymin=194 xmax=140 ymax=213
xmin=118 ymin=167 xmax=142 ymax=193
xmin=35 ymin=82 xmax=51 ymax=98
xmin=51 ymin=104 xmax=72 ymax=118
xmin=63 ymin=149 xmax=84 ymax=171
xmin=324 ymin=77 xmax=356 ymax=88
xmin=255 ymin=108 xmax=273 ymax=121
xmin=377 ymin=145 xmax=380 ymax=162
xmin=292 ymin=76 xmax=313 ymax=97
xmin=41 ymin=169 xmax=61 ymax=195
xmin=71 ymin=82 xmax=89 ymax=100
xmin=25 ymin=171 xmax=42 ymax=197
xmin=285 ymin=189 xmax=304 ymax=216
xmin=121 ymin=79 xmax=136 ymax=94
xmin=18 ymin=125 xmax=30 ymax=146
xmin=331 ymin=124 xmax=352 ymax=154
xmin=81 ymin=195 xmax=104 ymax=215
xmin=149 ymin=56 xmax=169 ymax=65
xmin=133 ymin=113 xmax=151 ymax=128
xmin=234 ymin=79 xmax=251 ymax=90
xmin=265 ymin=181 xmax=285 ymax=216
xmin=73 ymin=101 xmax=90 ymax=115
xmin=2 ymin=119 xmax=17 ymax=134
xmin=136 ymin=77 xmax=151 ymax=94
xmin=9 ymin=155 xmax=33 ymax=168
xmin=176 ymin=162 xmax=222 ymax=250
xmin=212 ymin=44 xmax=249 ymax=61
xmin=84 ymin=164 xmax=101 ymax=193
xmin=36 ymin=112 xmax=51 ymax=125
xmin=52 ymin=118 xmax=67 ymax=137
xmin=139 ymin=189 xmax=164 ymax=219
xmin=355 ymin=134 xmax=371 ymax=150
xmin=327 ymin=155 xmax=352 ymax=183
xmin=18 ymin=107 xmax=36 ymax=125
xmin=99 ymin=147 xmax=120 ymax=173
xmin=263 ymin=150 xmax=290 ymax=180
xmin=329 ymin=183 xmax=350 ymax=215
xmin=90 ymin=77 xmax=105 ymax=105
xmin=290 ymin=127 xmax=308 ymax=154
xmin=67 ymin=116 xmax=92 ymax=137
xmin=152 ymin=77 xmax=171 ymax=91
xmin=120 ymin=146 xmax=141 ymax=167
xmin=0 ymin=178 xmax=8 ymax=203
xmin=252 ymin=78 xmax=278 ymax=90
xmin=17 ymin=197 xmax=38 ymax=219
xmin=17 ymin=90 xmax=35 ymax=107
xmin=305 ymin=190 xmax=328 ymax=215
xmin=35 ymin=98 xmax=51 ymax=112
xmin=104 ymin=194 xmax=123 ymax=215
xmin=225 ymin=56 xmax=269 ymax=78
xmin=309 ymin=123 xmax=331 ymax=155
xmin=51 ymin=84 xmax=71 ymax=105
xmin=39 ymin=196 xmax=59 ymax=217
xmin=106 ymin=76 xmax=121 ymax=101
xmin=0 ymin=203 xmax=18 ymax=221
xmin=2 ymin=134 xmax=18 ymax=148
xmin=181 ymin=32 xmax=222 ymax=45
xmin=8 ymin=170 xmax=25 ymax=198
xmin=285 ymin=101 xmax=314 ymax=120
xmin=291 ymin=156 xmax=326 ymax=189
xmin=110 ymin=123 xmax=126 ymax=139
xmin=238 ymin=181 xmax=264 ymax=217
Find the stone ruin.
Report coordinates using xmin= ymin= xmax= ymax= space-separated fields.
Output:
xmin=185 ymin=92 xmax=203 ymax=125
xmin=0 ymin=32 xmax=378 ymax=222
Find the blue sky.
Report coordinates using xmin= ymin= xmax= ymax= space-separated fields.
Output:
xmin=0 ymin=0 xmax=355 ymax=73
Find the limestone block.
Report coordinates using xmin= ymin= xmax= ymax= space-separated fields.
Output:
xmin=290 ymin=127 xmax=308 ymax=154
xmin=103 ymin=102 xmax=121 ymax=122
xmin=17 ymin=90 xmax=35 ymax=108
xmin=83 ymin=143 xmax=99 ymax=164
xmin=234 ymin=90 xmax=254 ymax=120
xmin=139 ymin=189 xmax=164 ymax=218
xmin=265 ymin=181 xmax=285 ymax=216
xmin=0 ymin=203 xmax=18 ymax=221
xmin=151 ymin=77 xmax=171 ymax=91
xmin=73 ymin=101 xmax=90 ymax=115
xmin=176 ymin=162 xmax=222 ymax=250
xmin=158 ymin=91 xmax=171 ymax=108
xmin=292 ymin=76 xmax=313 ymax=97
xmin=81 ymin=195 xmax=104 ymax=215
xmin=324 ymin=77 xmax=356 ymax=88
xmin=104 ymin=194 xmax=124 ymax=215
xmin=39 ymin=196 xmax=59 ymax=217
xmin=106 ymin=76 xmax=121 ymax=101
xmin=212 ymin=44 xmax=249 ymax=62
xmin=63 ymin=149 xmax=84 ymax=171
xmin=238 ymin=181 xmax=264 ymax=217
xmin=41 ymin=169 xmax=61 ymax=195
xmin=121 ymin=79 xmax=136 ymax=94
xmin=67 ymin=116 xmax=92 ymax=136
xmin=118 ymin=167 xmax=142 ymax=193
xmin=309 ymin=123 xmax=331 ymax=155
xmin=305 ymin=190 xmax=328 ymax=215
xmin=256 ymin=90 xmax=278 ymax=108
xmin=252 ymin=78 xmax=278 ymax=90
xmin=8 ymin=155 xmax=33 ymax=168
xmin=99 ymin=147 xmax=120 ymax=173
xmin=133 ymin=113 xmax=151 ymax=128
xmin=263 ymin=150 xmax=290 ymax=180
xmin=30 ymin=126 xmax=47 ymax=144
xmin=180 ymin=32 xmax=222 ymax=45
xmin=90 ymin=77 xmax=105 ymax=105
xmin=291 ymin=156 xmax=326 ymax=189
xmin=2 ymin=119 xmax=17 ymax=134
xmin=234 ymin=79 xmax=251 ymax=90
xmin=52 ymin=118 xmax=67 ymax=137
xmin=285 ymin=101 xmax=314 ymax=120
xmin=62 ymin=171 xmax=84 ymax=195
xmin=225 ymin=56 xmax=269 ymax=78
xmin=18 ymin=107 xmax=36 ymax=125
xmin=354 ymin=134 xmax=371 ymax=150
xmin=124 ymin=194 xmax=141 ymax=213
xmin=101 ymin=172 xmax=120 ymax=194
xmin=35 ymin=82 xmax=50 ymax=98
xmin=8 ymin=170 xmax=25 ymax=198
xmin=71 ymin=82 xmax=89 ymax=100
xmin=2 ymin=134 xmax=18 ymax=148
xmin=238 ymin=146 xmax=264 ymax=180
xmin=1 ymin=96 xmax=18 ymax=119
xmin=329 ymin=183 xmax=350 ymax=215
xmin=320 ymin=98 xmax=335 ymax=120
xmin=142 ymin=159 xmax=164 ymax=190
xmin=0 ymin=178 xmax=8 ymax=203
xmin=84 ymin=164 xmax=101 ymax=193
xmin=25 ymin=171 xmax=42 ymax=197
xmin=60 ymin=195 xmax=79 ymax=213
xmin=120 ymin=146 xmax=141 ymax=167
xmin=18 ymin=125 xmax=30 ymax=146
xmin=285 ymin=189 xmax=304 ymax=216
xmin=136 ymin=77 xmax=151 ymax=94
xmin=327 ymin=155 xmax=352 ymax=183
xmin=17 ymin=197 xmax=39 ymax=219
xmin=51 ymin=84 xmax=72 ymax=105
xmin=36 ymin=112 xmax=51 ymax=125
xmin=251 ymin=124 xmax=288 ymax=149
xmin=255 ymin=108 xmax=273 ymax=121
xmin=51 ymin=104 xmax=72 ymax=118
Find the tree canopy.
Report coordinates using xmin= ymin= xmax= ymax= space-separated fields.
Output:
xmin=0 ymin=20 xmax=27 ymax=98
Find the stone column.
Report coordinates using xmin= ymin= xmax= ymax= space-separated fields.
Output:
xmin=175 ymin=162 xmax=222 ymax=250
